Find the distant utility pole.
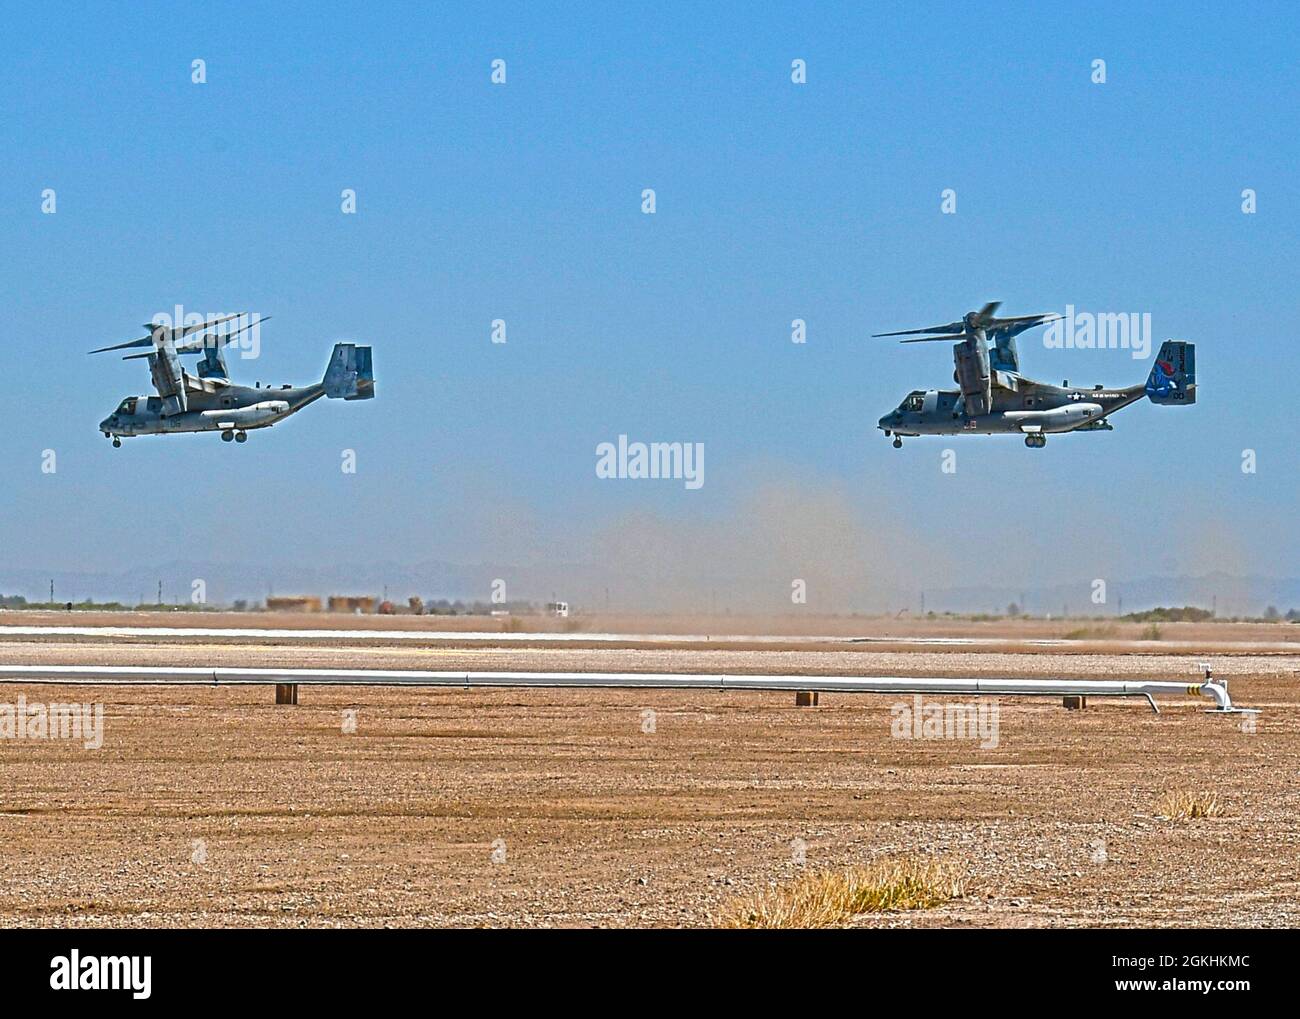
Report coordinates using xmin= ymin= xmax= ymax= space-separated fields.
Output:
xmin=50 ymin=579 xmax=54 ymax=603
xmin=157 ymin=580 xmax=162 ymax=605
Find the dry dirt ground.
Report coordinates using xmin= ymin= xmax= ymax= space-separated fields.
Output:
xmin=0 ymin=612 xmax=1297 ymax=928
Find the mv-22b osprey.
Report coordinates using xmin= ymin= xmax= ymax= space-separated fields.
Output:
xmin=93 ymin=314 xmax=374 ymax=446
xmin=875 ymin=302 xmax=1194 ymax=448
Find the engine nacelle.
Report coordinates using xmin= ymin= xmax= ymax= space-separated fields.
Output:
xmin=953 ymin=342 xmax=992 ymax=416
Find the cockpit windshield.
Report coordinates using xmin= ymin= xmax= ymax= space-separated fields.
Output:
xmin=116 ymin=397 xmax=138 ymax=415
xmin=903 ymin=392 xmax=924 ymax=412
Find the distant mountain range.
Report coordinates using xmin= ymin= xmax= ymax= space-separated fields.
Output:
xmin=1 ymin=562 xmax=1296 ymax=618
xmin=914 ymin=572 xmax=1299 ymax=618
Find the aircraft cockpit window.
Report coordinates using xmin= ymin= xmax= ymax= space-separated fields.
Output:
xmin=116 ymin=398 xmax=137 ymax=415
xmin=904 ymin=393 xmax=924 ymax=412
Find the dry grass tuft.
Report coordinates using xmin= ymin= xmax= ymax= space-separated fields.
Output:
xmin=1157 ymin=789 xmax=1224 ymax=820
xmin=715 ymin=856 xmax=965 ymax=929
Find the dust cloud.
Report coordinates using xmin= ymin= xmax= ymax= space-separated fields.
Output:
xmin=580 ymin=479 xmax=935 ymax=614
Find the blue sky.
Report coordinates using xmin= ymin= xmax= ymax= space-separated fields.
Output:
xmin=1 ymin=2 xmax=1296 ymax=604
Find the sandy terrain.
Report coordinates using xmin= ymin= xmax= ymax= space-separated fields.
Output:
xmin=0 ymin=613 xmax=1297 ymax=928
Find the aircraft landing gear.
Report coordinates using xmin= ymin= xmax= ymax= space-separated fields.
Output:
xmin=221 ymin=429 xmax=234 ymax=442
xmin=1024 ymin=434 xmax=1046 ymax=448
xmin=892 ymin=436 xmax=903 ymax=448
xmin=111 ymin=436 xmax=121 ymax=448
xmin=235 ymin=430 xmax=247 ymax=443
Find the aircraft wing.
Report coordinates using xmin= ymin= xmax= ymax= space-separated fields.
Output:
xmin=992 ymin=369 xmax=1021 ymax=392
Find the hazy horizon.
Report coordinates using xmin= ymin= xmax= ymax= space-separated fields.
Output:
xmin=2 ymin=555 xmax=1296 ymax=619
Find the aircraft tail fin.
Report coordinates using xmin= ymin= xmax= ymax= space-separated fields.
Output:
xmin=323 ymin=343 xmax=374 ymax=400
xmin=1144 ymin=340 xmax=1195 ymax=405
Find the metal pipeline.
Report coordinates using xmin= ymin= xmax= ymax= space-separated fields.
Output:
xmin=0 ymin=665 xmax=1253 ymax=713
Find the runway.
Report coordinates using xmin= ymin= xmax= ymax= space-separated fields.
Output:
xmin=0 ymin=624 xmax=858 ymax=644
xmin=0 ymin=612 xmax=1295 ymax=928
xmin=2 ymin=620 xmax=1294 ymax=653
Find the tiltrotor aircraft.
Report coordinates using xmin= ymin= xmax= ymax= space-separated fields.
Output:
xmin=93 ymin=314 xmax=374 ymax=446
xmin=875 ymin=302 xmax=1194 ymax=448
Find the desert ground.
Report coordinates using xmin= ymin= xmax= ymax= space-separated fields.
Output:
xmin=0 ymin=611 xmax=1297 ymax=927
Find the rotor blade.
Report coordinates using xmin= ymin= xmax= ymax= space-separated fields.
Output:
xmin=899 ymin=335 xmax=965 ymax=344
xmin=174 ymin=312 xmax=247 ymax=340
xmin=873 ymin=322 xmax=964 ymax=337
xmin=121 ymin=351 xmax=156 ymax=361
xmin=89 ymin=334 xmax=154 ymax=354
xmin=175 ymin=315 xmax=271 ymax=353
xmin=989 ymin=313 xmax=1060 ymax=327
xmin=91 ymin=313 xmax=248 ymax=353
xmin=973 ymin=301 xmax=1002 ymax=326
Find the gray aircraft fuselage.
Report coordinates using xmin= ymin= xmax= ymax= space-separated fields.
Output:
xmin=100 ymin=382 xmax=325 ymax=437
xmin=873 ymin=305 xmax=1194 ymax=447
xmin=878 ymin=381 xmax=1147 ymax=437
xmin=93 ymin=321 xmax=373 ymax=446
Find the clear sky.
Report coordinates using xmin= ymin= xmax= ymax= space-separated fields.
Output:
xmin=1 ymin=2 xmax=1296 ymax=606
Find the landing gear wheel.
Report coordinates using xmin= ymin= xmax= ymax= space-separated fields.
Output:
xmin=221 ymin=430 xmax=234 ymax=442
xmin=235 ymin=430 xmax=247 ymax=443
xmin=892 ymin=436 xmax=903 ymax=448
xmin=111 ymin=437 xmax=121 ymax=448
xmin=1025 ymin=434 xmax=1046 ymax=448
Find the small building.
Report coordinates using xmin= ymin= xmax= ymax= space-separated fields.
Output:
xmin=266 ymin=596 xmax=322 ymax=613
xmin=327 ymin=595 xmax=377 ymax=614
xmin=546 ymin=601 xmax=570 ymax=618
